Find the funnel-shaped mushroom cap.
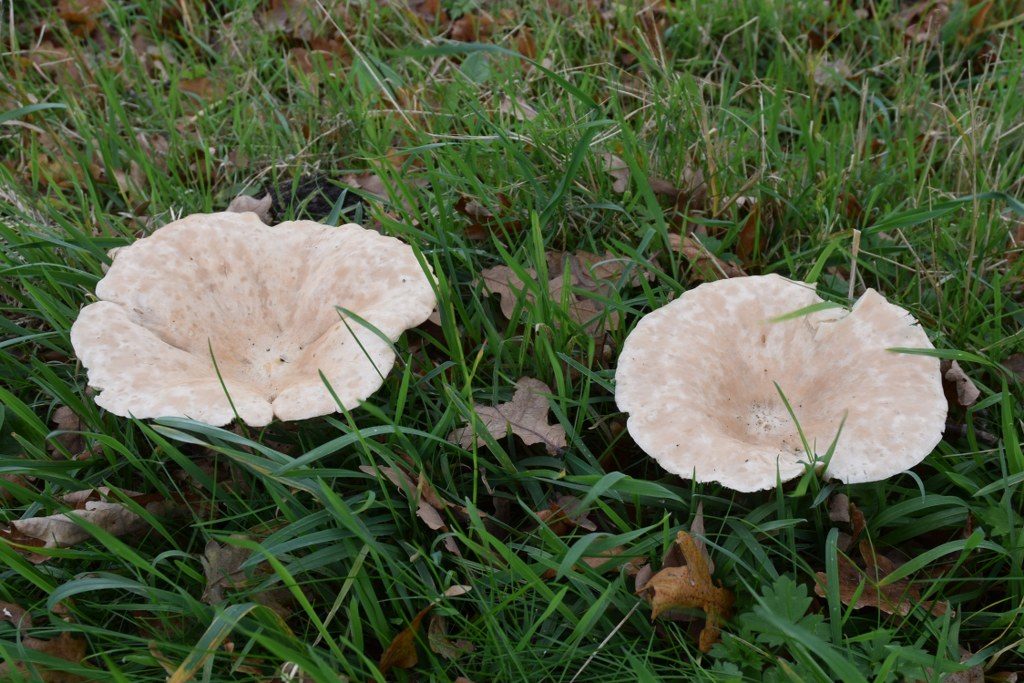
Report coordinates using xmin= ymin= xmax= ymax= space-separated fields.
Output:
xmin=615 ymin=274 xmax=946 ymax=491
xmin=70 ymin=212 xmax=436 ymax=426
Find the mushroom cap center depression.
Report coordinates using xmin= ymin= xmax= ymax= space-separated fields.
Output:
xmin=125 ymin=253 xmax=380 ymax=401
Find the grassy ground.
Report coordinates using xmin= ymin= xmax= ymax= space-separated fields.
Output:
xmin=2 ymin=0 xmax=1023 ymax=680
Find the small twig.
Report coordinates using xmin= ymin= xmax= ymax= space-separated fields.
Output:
xmin=569 ymin=601 xmax=641 ymax=683
xmin=848 ymin=228 xmax=861 ymax=300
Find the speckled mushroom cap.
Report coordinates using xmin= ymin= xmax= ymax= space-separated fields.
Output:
xmin=615 ymin=274 xmax=946 ymax=491
xmin=70 ymin=212 xmax=436 ymax=426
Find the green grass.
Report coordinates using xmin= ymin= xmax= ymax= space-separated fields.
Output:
xmin=1 ymin=0 xmax=1023 ymax=680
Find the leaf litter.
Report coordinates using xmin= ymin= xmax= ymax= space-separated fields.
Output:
xmin=0 ymin=487 xmax=185 ymax=562
xmin=815 ymin=495 xmax=949 ymax=618
xmin=378 ymin=585 xmax=472 ymax=674
xmin=448 ymin=377 xmax=567 ymax=455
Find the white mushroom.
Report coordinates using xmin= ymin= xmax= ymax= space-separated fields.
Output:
xmin=615 ymin=274 xmax=947 ymax=491
xmin=70 ymin=211 xmax=436 ymax=426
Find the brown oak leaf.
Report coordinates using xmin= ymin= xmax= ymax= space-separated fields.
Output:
xmin=480 ymin=251 xmax=648 ymax=334
xmin=816 ymin=497 xmax=947 ymax=617
xmin=814 ymin=539 xmax=948 ymax=617
xmin=449 ymin=377 xmax=567 ymax=454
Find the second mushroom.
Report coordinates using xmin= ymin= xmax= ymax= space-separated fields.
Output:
xmin=615 ymin=274 xmax=947 ymax=491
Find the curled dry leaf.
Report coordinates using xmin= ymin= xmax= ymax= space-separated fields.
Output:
xmin=50 ymin=405 xmax=85 ymax=457
xmin=667 ymin=234 xmax=746 ymax=281
xmin=448 ymin=377 xmax=567 ymax=455
xmin=635 ymin=504 xmax=713 ymax=619
xmin=428 ymin=615 xmax=475 ymax=661
xmin=637 ymin=530 xmax=734 ymax=652
xmin=227 ymin=193 xmax=273 ymax=224
xmin=941 ymin=360 xmax=980 ymax=408
xmin=536 ymin=495 xmax=597 ymax=536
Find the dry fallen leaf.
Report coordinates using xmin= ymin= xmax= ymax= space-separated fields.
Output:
xmin=941 ymin=360 xmax=981 ymax=408
xmin=637 ymin=530 xmax=734 ymax=652
xmin=480 ymin=251 xmax=649 ymax=334
xmin=1004 ymin=354 xmax=1024 ymax=381
xmin=0 ymin=601 xmax=32 ymax=629
xmin=449 ymin=377 xmax=567 ymax=455
xmin=360 ymin=463 xmax=462 ymax=555
xmin=0 ymin=628 xmax=88 ymax=682
xmin=635 ymin=504 xmax=713 ymax=617
xmin=455 ymin=193 xmax=521 ymax=239
xmin=542 ymin=545 xmax=641 ymax=580
xmin=57 ymin=0 xmax=104 ymax=33
xmin=829 ymin=493 xmax=852 ymax=523
xmin=498 ymin=96 xmax=538 ymax=121
xmin=427 ymin=615 xmax=475 ymax=661
xmin=668 ymin=234 xmax=746 ymax=281
xmin=0 ymin=488 xmax=181 ymax=562
xmin=814 ymin=539 xmax=948 ymax=617
xmin=201 ymin=539 xmax=293 ymax=618
xmin=536 ymin=495 xmax=597 ymax=536
xmin=407 ymin=0 xmax=449 ymax=27
xmin=598 ymin=152 xmax=630 ymax=193
xmin=379 ymin=586 xmax=471 ymax=674
xmin=515 ymin=27 xmax=537 ymax=59
xmin=449 ymin=11 xmax=494 ymax=42
xmin=50 ymin=405 xmax=84 ymax=457
xmin=345 ymin=172 xmax=387 ymax=198
xmin=816 ymin=496 xmax=947 ymax=617
xmin=599 ymin=151 xmax=707 ymax=223
xmin=813 ymin=57 xmax=855 ymax=88
xmin=897 ymin=0 xmax=951 ymax=44
xmin=227 ymin=193 xmax=273 ymax=224
xmin=179 ymin=76 xmax=215 ymax=100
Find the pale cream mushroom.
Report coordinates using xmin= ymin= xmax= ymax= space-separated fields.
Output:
xmin=70 ymin=211 xmax=436 ymax=426
xmin=615 ymin=274 xmax=946 ymax=491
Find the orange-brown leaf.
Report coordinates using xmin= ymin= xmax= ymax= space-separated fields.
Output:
xmin=379 ymin=604 xmax=434 ymax=673
xmin=639 ymin=531 xmax=734 ymax=652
